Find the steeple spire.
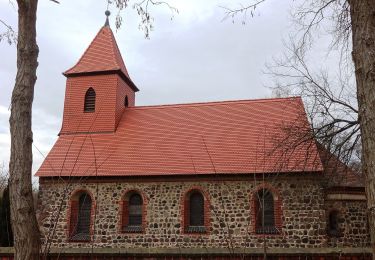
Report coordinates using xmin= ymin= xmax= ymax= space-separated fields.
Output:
xmin=59 ymin=13 xmax=138 ymax=136
xmin=63 ymin=16 xmax=139 ymax=92
xmin=104 ymin=10 xmax=111 ymax=27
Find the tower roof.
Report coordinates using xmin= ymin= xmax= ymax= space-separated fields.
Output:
xmin=64 ymin=23 xmax=138 ymax=91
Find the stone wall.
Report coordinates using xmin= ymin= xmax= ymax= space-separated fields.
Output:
xmin=37 ymin=175 xmax=370 ymax=249
xmin=325 ymin=199 xmax=370 ymax=248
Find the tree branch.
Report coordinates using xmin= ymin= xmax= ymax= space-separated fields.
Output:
xmin=220 ymin=0 xmax=266 ymax=23
xmin=0 ymin=18 xmax=17 ymax=44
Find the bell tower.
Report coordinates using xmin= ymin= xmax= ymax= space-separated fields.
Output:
xmin=60 ymin=11 xmax=139 ymax=135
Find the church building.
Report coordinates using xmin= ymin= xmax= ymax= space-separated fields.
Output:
xmin=35 ymin=13 xmax=371 ymax=259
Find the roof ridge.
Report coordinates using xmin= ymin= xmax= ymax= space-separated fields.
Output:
xmin=109 ymin=26 xmax=129 ymax=75
xmin=131 ymin=96 xmax=302 ymax=110
xmin=107 ymin=27 xmax=120 ymax=68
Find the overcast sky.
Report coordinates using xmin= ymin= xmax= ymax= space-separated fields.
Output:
xmin=0 ymin=0 xmax=304 ymax=175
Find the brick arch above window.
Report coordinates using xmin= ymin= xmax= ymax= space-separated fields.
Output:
xmin=253 ymin=183 xmax=281 ymax=200
xmin=67 ymin=189 xmax=96 ymax=242
xmin=250 ymin=183 xmax=283 ymax=235
xmin=119 ymin=189 xmax=147 ymax=233
xmin=181 ymin=187 xmax=211 ymax=234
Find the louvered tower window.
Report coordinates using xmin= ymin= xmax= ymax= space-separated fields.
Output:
xmin=255 ymin=189 xmax=276 ymax=234
xmin=84 ymin=87 xmax=96 ymax=112
xmin=124 ymin=95 xmax=129 ymax=107
xmin=71 ymin=193 xmax=92 ymax=241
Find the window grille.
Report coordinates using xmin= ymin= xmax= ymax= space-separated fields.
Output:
xmin=128 ymin=193 xmax=142 ymax=226
xmin=84 ymin=88 xmax=96 ymax=112
xmin=189 ymin=192 xmax=204 ymax=227
xmin=256 ymin=189 xmax=277 ymax=234
xmin=71 ymin=193 xmax=92 ymax=241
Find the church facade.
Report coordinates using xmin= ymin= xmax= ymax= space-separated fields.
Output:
xmin=34 ymin=17 xmax=371 ymax=259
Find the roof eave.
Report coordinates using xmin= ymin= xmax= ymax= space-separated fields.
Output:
xmin=62 ymin=69 xmax=139 ymax=92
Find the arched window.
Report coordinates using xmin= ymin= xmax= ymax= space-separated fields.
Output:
xmin=255 ymin=189 xmax=276 ymax=234
xmin=129 ymin=194 xmax=142 ymax=226
xmin=122 ymin=192 xmax=144 ymax=233
xmin=190 ymin=192 xmax=204 ymax=226
xmin=69 ymin=192 xmax=92 ymax=241
xmin=124 ymin=95 xmax=129 ymax=108
xmin=184 ymin=190 xmax=207 ymax=233
xmin=84 ymin=87 xmax=96 ymax=112
xmin=327 ymin=210 xmax=341 ymax=237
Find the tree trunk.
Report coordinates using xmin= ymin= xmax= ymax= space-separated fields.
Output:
xmin=9 ymin=0 xmax=40 ymax=259
xmin=348 ymin=0 xmax=375 ymax=258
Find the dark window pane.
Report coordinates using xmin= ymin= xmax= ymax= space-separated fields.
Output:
xmin=328 ymin=211 xmax=340 ymax=236
xmin=129 ymin=194 xmax=142 ymax=226
xmin=129 ymin=214 xmax=142 ymax=226
xmin=190 ymin=192 xmax=204 ymax=226
xmin=256 ymin=189 xmax=275 ymax=233
xmin=129 ymin=194 xmax=142 ymax=205
xmin=73 ymin=193 xmax=92 ymax=240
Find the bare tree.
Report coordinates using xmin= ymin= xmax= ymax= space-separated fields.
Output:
xmin=3 ymin=0 xmax=374 ymax=258
xmin=2 ymin=0 xmax=176 ymax=259
xmin=109 ymin=0 xmax=178 ymax=38
xmin=348 ymin=3 xmax=375 ymax=257
xmin=9 ymin=1 xmax=40 ymax=259
xmin=267 ymin=40 xmax=359 ymax=168
xmin=223 ymin=0 xmax=375 ymax=256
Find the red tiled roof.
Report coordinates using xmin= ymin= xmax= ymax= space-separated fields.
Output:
xmin=36 ymin=97 xmax=323 ymax=177
xmin=64 ymin=26 xmax=129 ymax=77
xmin=317 ymin=144 xmax=364 ymax=187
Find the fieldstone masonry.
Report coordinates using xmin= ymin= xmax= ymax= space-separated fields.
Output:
xmin=37 ymin=175 xmax=370 ymax=249
xmin=325 ymin=200 xmax=369 ymax=248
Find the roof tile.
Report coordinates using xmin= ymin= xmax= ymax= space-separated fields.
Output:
xmin=64 ymin=26 xmax=129 ymax=77
xmin=36 ymin=97 xmax=323 ymax=177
